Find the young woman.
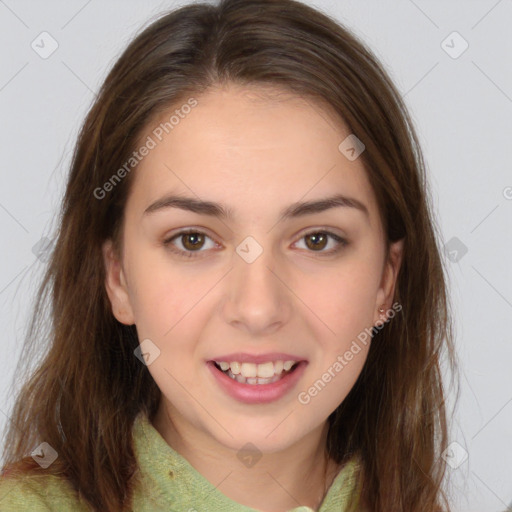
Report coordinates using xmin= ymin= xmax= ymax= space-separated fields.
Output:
xmin=0 ymin=0 xmax=456 ymax=510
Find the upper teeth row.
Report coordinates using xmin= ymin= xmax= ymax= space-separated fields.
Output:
xmin=215 ymin=360 xmax=297 ymax=378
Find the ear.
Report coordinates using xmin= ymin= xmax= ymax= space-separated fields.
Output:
xmin=102 ymin=239 xmax=136 ymax=325
xmin=373 ymin=238 xmax=404 ymax=325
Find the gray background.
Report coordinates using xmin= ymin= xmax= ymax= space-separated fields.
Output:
xmin=0 ymin=1 xmax=511 ymax=510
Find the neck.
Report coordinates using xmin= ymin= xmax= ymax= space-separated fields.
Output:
xmin=152 ymin=403 xmax=340 ymax=511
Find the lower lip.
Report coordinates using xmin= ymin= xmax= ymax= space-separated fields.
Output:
xmin=206 ymin=361 xmax=308 ymax=404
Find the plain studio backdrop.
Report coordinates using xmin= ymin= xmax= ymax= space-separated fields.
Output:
xmin=0 ymin=1 xmax=511 ymax=511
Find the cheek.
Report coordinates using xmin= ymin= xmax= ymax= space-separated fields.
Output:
xmin=123 ymin=248 xmax=196 ymax=338
xmin=124 ymin=249 xmax=222 ymax=373
xmin=295 ymin=268 xmax=377 ymax=414
xmin=301 ymin=256 xmax=382 ymax=342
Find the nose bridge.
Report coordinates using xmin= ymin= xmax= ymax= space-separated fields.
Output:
xmin=223 ymin=234 xmax=290 ymax=333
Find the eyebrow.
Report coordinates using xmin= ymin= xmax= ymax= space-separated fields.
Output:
xmin=143 ymin=193 xmax=369 ymax=221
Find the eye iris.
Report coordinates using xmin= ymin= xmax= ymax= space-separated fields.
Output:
xmin=182 ymin=233 xmax=204 ymax=250
xmin=305 ymin=232 xmax=327 ymax=251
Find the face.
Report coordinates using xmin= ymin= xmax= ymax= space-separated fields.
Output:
xmin=103 ymin=83 xmax=403 ymax=454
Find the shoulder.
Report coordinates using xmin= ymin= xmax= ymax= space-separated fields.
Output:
xmin=0 ymin=471 xmax=89 ymax=511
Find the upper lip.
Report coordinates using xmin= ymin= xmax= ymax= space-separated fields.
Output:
xmin=209 ymin=352 xmax=307 ymax=364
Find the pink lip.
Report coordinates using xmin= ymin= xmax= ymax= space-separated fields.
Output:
xmin=208 ymin=352 xmax=307 ymax=364
xmin=206 ymin=360 xmax=308 ymax=404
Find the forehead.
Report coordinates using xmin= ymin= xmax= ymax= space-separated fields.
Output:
xmin=127 ymin=83 xmax=379 ymax=226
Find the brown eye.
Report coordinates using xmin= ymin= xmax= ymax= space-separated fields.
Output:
xmin=304 ymin=232 xmax=328 ymax=251
xmin=163 ymin=229 xmax=217 ymax=258
xmin=181 ymin=232 xmax=205 ymax=251
xmin=295 ymin=230 xmax=347 ymax=255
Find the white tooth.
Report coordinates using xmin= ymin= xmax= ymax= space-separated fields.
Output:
xmin=240 ymin=362 xmax=257 ymax=378
xmin=230 ymin=361 xmax=241 ymax=374
xmin=257 ymin=362 xmax=275 ymax=378
xmin=274 ymin=360 xmax=284 ymax=374
xmin=246 ymin=377 xmax=258 ymax=385
xmin=283 ymin=360 xmax=296 ymax=371
xmin=257 ymin=377 xmax=273 ymax=385
xmin=236 ymin=374 xmax=246 ymax=383
xmin=219 ymin=362 xmax=229 ymax=371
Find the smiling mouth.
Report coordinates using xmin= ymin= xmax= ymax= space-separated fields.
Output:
xmin=212 ymin=360 xmax=301 ymax=385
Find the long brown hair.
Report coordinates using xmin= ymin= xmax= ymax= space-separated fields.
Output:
xmin=1 ymin=0 xmax=457 ymax=510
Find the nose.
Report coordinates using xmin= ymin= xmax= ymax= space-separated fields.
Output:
xmin=221 ymin=238 xmax=292 ymax=336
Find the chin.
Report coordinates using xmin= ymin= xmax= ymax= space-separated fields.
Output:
xmin=213 ymin=418 xmax=311 ymax=454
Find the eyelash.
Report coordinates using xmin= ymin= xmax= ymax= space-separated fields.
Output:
xmin=162 ymin=228 xmax=348 ymax=259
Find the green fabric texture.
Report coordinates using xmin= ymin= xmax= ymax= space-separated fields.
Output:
xmin=0 ymin=411 xmax=360 ymax=511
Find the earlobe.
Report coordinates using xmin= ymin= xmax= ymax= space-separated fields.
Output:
xmin=102 ymin=240 xmax=135 ymax=325
xmin=374 ymin=238 xmax=404 ymax=324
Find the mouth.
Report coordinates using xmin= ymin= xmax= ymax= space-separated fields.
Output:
xmin=212 ymin=359 xmax=301 ymax=385
xmin=206 ymin=356 xmax=308 ymax=404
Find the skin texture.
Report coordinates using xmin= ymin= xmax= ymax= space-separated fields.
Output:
xmin=103 ymin=83 xmax=403 ymax=511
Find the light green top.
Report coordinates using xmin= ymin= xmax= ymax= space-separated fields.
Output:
xmin=0 ymin=411 xmax=360 ymax=511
